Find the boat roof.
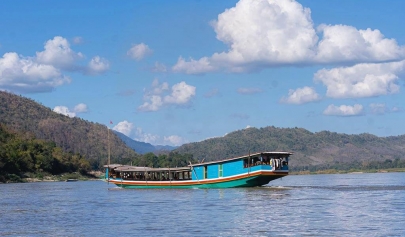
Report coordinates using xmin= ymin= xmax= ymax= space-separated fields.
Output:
xmin=104 ymin=151 xmax=292 ymax=170
xmin=191 ymin=151 xmax=293 ymax=167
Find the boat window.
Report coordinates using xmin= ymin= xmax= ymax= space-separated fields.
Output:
xmin=203 ymin=165 xmax=208 ymax=179
xmin=243 ymin=156 xmax=262 ymax=168
xmin=243 ymin=159 xmax=248 ymax=168
xmin=218 ymin=164 xmax=223 ymax=177
xmin=242 ymin=155 xmax=283 ymax=168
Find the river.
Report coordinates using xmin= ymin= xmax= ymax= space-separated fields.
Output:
xmin=1 ymin=172 xmax=404 ymax=236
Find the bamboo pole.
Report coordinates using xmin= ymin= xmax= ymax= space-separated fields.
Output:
xmin=169 ymin=167 xmax=172 ymax=188
xmin=189 ymin=161 xmax=200 ymax=184
xmin=144 ymin=167 xmax=148 ymax=187
xmin=107 ymin=126 xmax=110 ymax=184
xmin=248 ymin=149 xmax=251 ymax=177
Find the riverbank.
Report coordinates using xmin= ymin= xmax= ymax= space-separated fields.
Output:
xmin=1 ymin=171 xmax=103 ymax=183
xmin=290 ymin=167 xmax=405 ymax=175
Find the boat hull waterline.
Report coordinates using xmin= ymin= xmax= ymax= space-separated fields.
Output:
xmin=108 ymin=170 xmax=288 ymax=189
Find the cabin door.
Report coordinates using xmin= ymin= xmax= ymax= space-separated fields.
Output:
xmin=203 ymin=165 xmax=208 ymax=179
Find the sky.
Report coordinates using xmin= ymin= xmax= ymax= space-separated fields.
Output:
xmin=1 ymin=0 xmax=405 ymax=146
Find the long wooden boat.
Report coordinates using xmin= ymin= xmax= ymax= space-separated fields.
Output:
xmin=104 ymin=151 xmax=292 ymax=189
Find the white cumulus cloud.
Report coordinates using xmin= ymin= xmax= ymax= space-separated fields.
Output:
xmin=87 ymin=56 xmax=110 ymax=74
xmin=172 ymin=0 xmax=405 ymax=74
xmin=151 ymin=78 xmax=169 ymax=94
xmin=134 ymin=127 xmax=160 ymax=144
xmin=113 ymin=120 xmax=134 ymax=137
xmin=138 ymin=80 xmax=196 ymax=112
xmin=0 ymin=36 xmax=110 ymax=94
xmin=73 ymin=103 xmax=88 ymax=113
xmin=53 ymin=103 xmax=88 ymax=117
xmin=323 ymin=104 xmax=363 ymax=116
xmin=36 ymin=36 xmax=84 ymax=70
xmin=0 ymin=52 xmax=71 ymax=93
xmin=172 ymin=56 xmax=217 ymax=74
xmin=280 ymin=86 xmax=320 ymax=104
xmin=127 ymin=43 xmax=153 ymax=61
xmin=53 ymin=106 xmax=76 ymax=117
xmin=112 ymin=122 xmax=187 ymax=146
xmin=314 ymin=60 xmax=404 ymax=99
xmin=138 ymin=95 xmax=164 ymax=112
xmin=135 ymin=127 xmax=186 ymax=146
xmin=316 ymin=25 xmax=404 ymax=63
xmin=164 ymin=81 xmax=196 ymax=104
xmin=164 ymin=135 xmax=186 ymax=146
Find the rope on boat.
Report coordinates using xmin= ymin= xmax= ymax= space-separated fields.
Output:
xmin=144 ymin=167 xmax=148 ymax=187
xmin=189 ymin=161 xmax=201 ymax=184
xmin=169 ymin=167 xmax=172 ymax=187
xmin=248 ymin=149 xmax=251 ymax=177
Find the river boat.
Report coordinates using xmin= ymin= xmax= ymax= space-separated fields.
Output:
xmin=104 ymin=151 xmax=292 ymax=189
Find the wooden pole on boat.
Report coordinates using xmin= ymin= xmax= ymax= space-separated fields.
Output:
xmin=189 ymin=161 xmax=200 ymax=184
xmin=144 ymin=167 xmax=148 ymax=187
xmin=248 ymin=149 xmax=251 ymax=177
xmin=120 ymin=172 xmax=123 ymax=187
xmin=107 ymin=125 xmax=110 ymax=184
xmin=108 ymin=128 xmax=110 ymax=167
xmin=169 ymin=167 xmax=172 ymax=188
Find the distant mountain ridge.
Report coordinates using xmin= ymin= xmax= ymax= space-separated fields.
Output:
xmin=0 ymin=91 xmax=138 ymax=169
xmin=174 ymin=126 xmax=405 ymax=169
xmin=113 ymin=131 xmax=176 ymax=154
xmin=155 ymin=145 xmax=178 ymax=151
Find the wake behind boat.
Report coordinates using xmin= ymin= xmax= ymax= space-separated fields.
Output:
xmin=104 ymin=151 xmax=292 ymax=188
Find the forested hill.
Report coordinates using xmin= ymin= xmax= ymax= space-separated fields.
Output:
xmin=2 ymin=91 xmax=405 ymax=172
xmin=0 ymin=91 xmax=138 ymax=169
xmin=174 ymin=126 xmax=405 ymax=169
xmin=0 ymin=124 xmax=91 ymax=182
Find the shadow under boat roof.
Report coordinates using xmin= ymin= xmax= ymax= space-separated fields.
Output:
xmin=104 ymin=164 xmax=191 ymax=172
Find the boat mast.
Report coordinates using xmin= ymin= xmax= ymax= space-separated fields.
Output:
xmin=108 ymin=126 xmax=110 ymax=167
xmin=107 ymin=124 xmax=111 ymax=184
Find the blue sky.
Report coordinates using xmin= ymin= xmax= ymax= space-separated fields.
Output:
xmin=1 ymin=0 xmax=405 ymax=146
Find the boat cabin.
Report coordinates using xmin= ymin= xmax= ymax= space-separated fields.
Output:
xmin=106 ymin=165 xmax=192 ymax=181
xmin=190 ymin=152 xmax=290 ymax=180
